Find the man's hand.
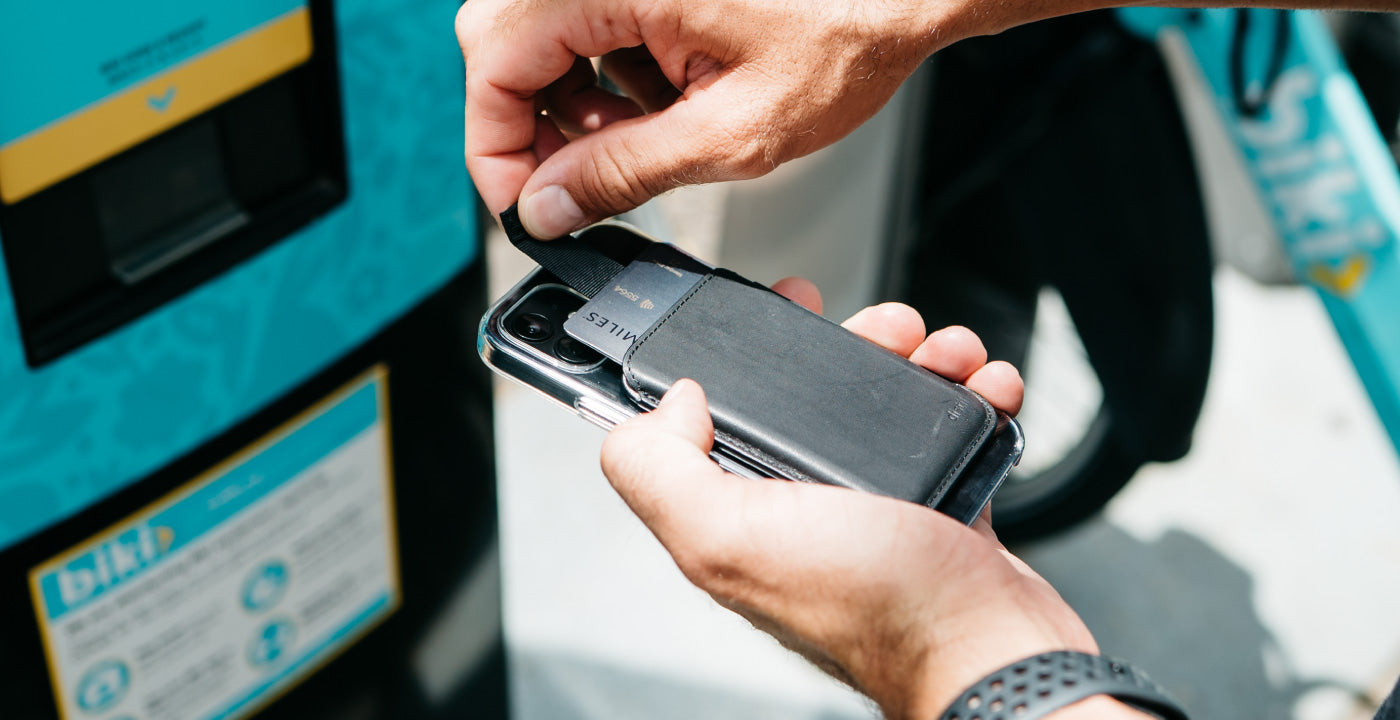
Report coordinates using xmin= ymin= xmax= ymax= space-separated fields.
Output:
xmin=599 ymin=278 xmax=1150 ymax=719
xmin=457 ymin=0 xmax=1379 ymax=239
xmin=455 ymin=0 xmax=1018 ymax=239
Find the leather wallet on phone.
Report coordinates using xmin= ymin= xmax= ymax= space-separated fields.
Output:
xmin=623 ymin=269 xmax=997 ymax=505
xmin=489 ymin=207 xmax=1022 ymax=517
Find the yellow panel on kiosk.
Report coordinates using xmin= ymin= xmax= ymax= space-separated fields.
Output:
xmin=0 ymin=7 xmax=311 ymax=204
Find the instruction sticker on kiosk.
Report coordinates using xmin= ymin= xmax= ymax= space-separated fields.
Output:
xmin=29 ymin=369 xmax=400 ymax=720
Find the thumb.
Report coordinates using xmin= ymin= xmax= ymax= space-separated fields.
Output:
xmin=518 ymin=89 xmax=770 ymax=238
xmin=601 ymin=379 xmax=741 ymax=544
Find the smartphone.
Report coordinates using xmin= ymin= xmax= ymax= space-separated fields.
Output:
xmin=478 ymin=227 xmax=1023 ymax=524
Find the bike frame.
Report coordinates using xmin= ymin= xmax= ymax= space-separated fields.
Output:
xmin=1119 ymin=8 xmax=1400 ymax=457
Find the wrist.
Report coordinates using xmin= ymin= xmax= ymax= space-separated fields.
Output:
xmin=871 ymin=570 xmax=1105 ymax=720
xmin=1046 ymin=696 xmax=1163 ymax=719
xmin=930 ymin=652 xmax=1187 ymax=720
xmin=883 ymin=620 xmax=1101 ymax=719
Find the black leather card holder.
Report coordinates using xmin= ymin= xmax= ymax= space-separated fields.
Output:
xmin=621 ymin=271 xmax=998 ymax=507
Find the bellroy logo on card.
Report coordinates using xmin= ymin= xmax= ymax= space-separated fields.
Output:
xmin=565 ymin=243 xmax=710 ymax=362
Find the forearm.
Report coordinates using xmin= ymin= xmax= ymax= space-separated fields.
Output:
xmin=874 ymin=574 xmax=1180 ymax=720
xmin=928 ymin=0 xmax=1399 ymax=53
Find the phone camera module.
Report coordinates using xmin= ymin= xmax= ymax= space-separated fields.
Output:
xmin=555 ymin=335 xmax=602 ymax=365
xmin=512 ymin=313 xmax=554 ymax=342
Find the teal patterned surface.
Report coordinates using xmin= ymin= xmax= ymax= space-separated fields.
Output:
xmin=0 ymin=0 xmax=479 ymax=550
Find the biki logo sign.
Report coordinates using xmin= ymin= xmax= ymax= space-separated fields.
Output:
xmin=1237 ymin=67 xmax=1392 ymax=298
xmin=47 ymin=525 xmax=174 ymax=615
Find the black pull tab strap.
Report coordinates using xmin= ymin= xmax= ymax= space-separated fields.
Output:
xmin=500 ymin=205 xmax=624 ymax=298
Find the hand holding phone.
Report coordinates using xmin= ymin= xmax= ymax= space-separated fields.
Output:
xmin=475 ymin=218 xmax=1103 ymax=720
xmin=596 ymin=362 xmax=1112 ymax=720
xmin=478 ymin=219 xmax=1023 ymax=523
xmin=565 ymin=247 xmax=1127 ymax=720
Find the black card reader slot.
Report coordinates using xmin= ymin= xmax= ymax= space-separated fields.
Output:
xmin=94 ymin=119 xmax=250 ymax=284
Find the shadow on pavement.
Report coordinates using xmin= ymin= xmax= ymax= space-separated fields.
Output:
xmin=507 ymin=517 xmax=1382 ymax=720
xmin=1016 ymin=519 xmax=1374 ymax=719
xmin=510 ymin=649 xmax=874 ymax=720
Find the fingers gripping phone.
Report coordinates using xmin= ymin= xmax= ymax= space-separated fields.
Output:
xmin=478 ymin=222 xmax=1023 ymax=525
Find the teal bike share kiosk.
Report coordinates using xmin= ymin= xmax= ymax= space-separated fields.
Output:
xmin=0 ymin=1 xmax=507 ymax=718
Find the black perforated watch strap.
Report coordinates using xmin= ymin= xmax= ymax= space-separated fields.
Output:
xmin=939 ymin=651 xmax=1189 ymax=720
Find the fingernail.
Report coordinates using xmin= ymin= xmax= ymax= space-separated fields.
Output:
xmin=659 ymin=379 xmax=696 ymax=408
xmin=520 ymin=185 xmax=586 ymax=239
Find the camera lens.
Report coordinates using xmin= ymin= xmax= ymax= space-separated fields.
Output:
xmin=555 ymin=335 xmax=602 ymax=365
xmin=511 ymin=313 xmax=553 ymax=341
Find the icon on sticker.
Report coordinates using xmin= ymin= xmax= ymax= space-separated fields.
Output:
xmin=148 ymin=86 xmax=177 ymax=111
xmin=248 ymin=617 xmax=297 ymax=669
xmin=75 ymin=659 xmax=129 ymax=713
xmin=242 ymin=560 xmax=289 ymax=613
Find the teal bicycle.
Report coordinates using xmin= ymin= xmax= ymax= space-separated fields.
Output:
xmin=887 ymin=9 xmax=1400 ymax=539
xmin=1120 ymin=7 xmax=1400 ymax=455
